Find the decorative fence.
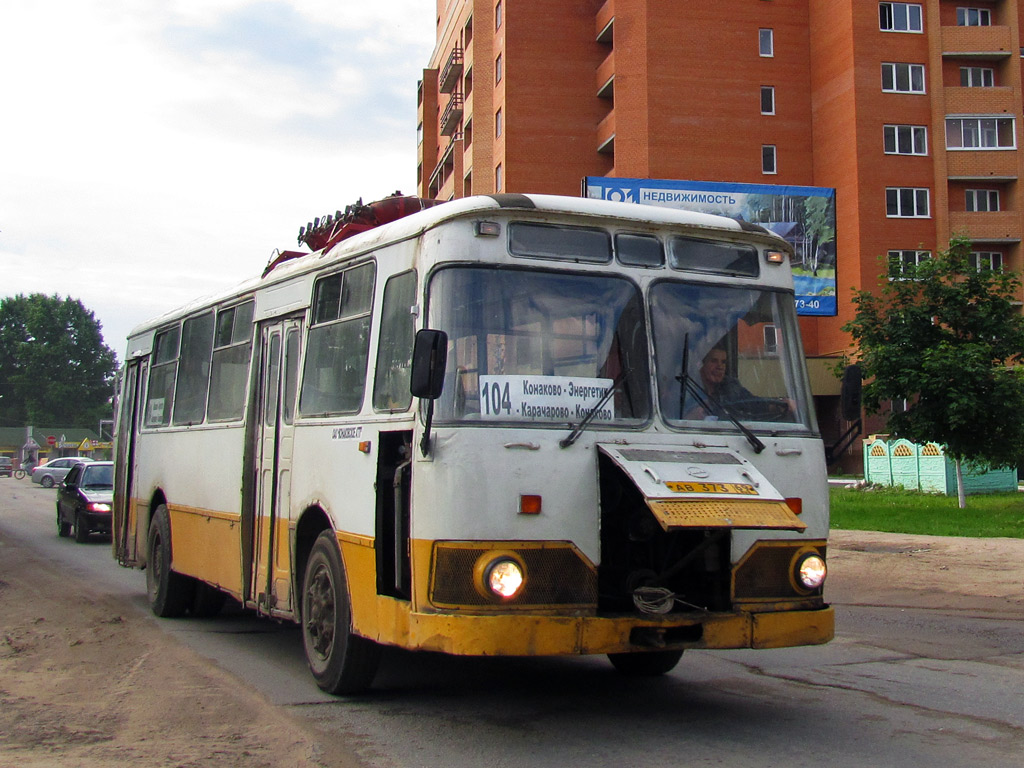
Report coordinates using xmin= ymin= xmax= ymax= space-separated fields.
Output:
xmin=862 ymin=437 xmax=1017 ymax=495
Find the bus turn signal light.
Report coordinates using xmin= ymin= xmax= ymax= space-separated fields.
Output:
xmin=519 ymin=495 xmax=542 ymax=515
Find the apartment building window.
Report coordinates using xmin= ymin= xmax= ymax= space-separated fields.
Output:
xmin=884 ymin=124 xmax=927 ymax=155
xmin=960 ymin=67 xmax=995 ymax=87
xmin=888 ymin=249 xmax=930 ymax=278
xmin=495 ymin=163 xmax=503 ymax=191
xmin=762 ymin=145 xmax=777 ymax=174
xmin=966 ymin=189 xmax=1000 ymax=211
xmin=763 ymin=325 xmax=779 ymax=355
xmin=417 ymin=122 xmax=423 ymax=145
xmin=882 ymin=62 xmax=926 ymax=93
xmin=495 ymin=108 xmax=502 ymax=138
xmin=886 ymin=187 xmax=930 ymax=217
xmin=759 ymin=28 xmax=774 ymax=57
xmin=879 ymin=3 xmax=923 ymax=33
xmin=946 ymin=117 xmax=1016 ymax=149
xmin=760 ymin=86 xmax=775 ymax=115
xmin=495 ymin=1 xmax=502 ymax=30
xmin=957 ymin=7 xmax=991 ymax=26
xmin=971 ymin=251 xmax=1003 ymax=271
xmin=495 ymin=53 xmax=502 ymax=84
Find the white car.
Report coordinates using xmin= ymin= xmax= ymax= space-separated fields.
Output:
xmin=32 ymin=457 xmax=94 ymax=488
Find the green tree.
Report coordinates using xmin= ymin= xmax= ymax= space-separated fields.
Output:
xmin=842 ymin=237 xmax=1024 ymax=507
xmin=0 ymin=294 xmax=117 ymax=429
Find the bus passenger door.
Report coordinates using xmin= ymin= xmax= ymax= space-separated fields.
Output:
xmin=252 ymin=319 xmax=301 ymax=615
xmin=114 ymin=357 xmax=146 ymax=567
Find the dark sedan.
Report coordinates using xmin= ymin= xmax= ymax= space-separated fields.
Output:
xmin=57 ymin=461 xmax=114 ymax=542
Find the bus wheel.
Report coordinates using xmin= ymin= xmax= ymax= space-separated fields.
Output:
xmin=146 ymin=504 xmax=192 ymax=618
xmin=302 ymin=530 xmax=381 ymax=695
xmin=607 ymin=650 xmax=684 ymax=677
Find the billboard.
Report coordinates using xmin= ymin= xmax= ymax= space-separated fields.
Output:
xmin=583 ymin=177 xmax=837 ymax=317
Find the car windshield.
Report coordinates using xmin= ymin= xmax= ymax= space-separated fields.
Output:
xmin=428 ymin=266 xmax=651 ymax=426
xmin=649 ymin=280 xmax=815 ymax=432
xmin=80 ymin=464 xmax=114 ymax=489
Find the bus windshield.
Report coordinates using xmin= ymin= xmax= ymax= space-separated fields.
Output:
xmin=650 ymin=280 xmax=814 ymax=431
xmin=429 ymin=266 xmax=651 ymax=425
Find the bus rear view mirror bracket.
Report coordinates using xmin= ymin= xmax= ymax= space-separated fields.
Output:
xmin=411 ymin=329 xmax=448 ymax=456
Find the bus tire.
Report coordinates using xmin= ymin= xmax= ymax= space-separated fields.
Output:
xmin=607 ymin=650 xmax=684 ymax=677
xmin=146 ymin=504 xmax=192 ymax=618
xmin=301 ymin=530 xmax=381 ymax=695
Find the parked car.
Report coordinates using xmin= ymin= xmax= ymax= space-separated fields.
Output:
xmin=0 ymin=457 xmax=12 ymax=477
xmin=32 ymin=457 xmax=94 ymax=488
xmin=57 ymin=461 xmax=114 ymax=542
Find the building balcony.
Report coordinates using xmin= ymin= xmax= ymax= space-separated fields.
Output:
xmin=947 ymin=210 xmax=1022 ymax=242
xmin=597 ymin=109 xmax=615 ymax=155
xmin=596 ymin=50 xmax=615 ymax=100
xmin=440 ymin=92 xmax=464 ymax=137
xmin=941 ymin=24 xmax=1013 ymax=59
xmin=946 ymin=149 xmax=1019 ymax=180
xmin=943 ymin=86 xmax=1016 ymax=116
xmin=439 ymin=46 xmax=464 ymax=94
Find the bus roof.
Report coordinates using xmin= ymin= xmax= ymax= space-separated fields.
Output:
xmin=125 ymin=194 xmax=787 ymax=348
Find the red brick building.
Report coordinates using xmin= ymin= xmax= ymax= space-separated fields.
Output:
xmin=418 ymin=0 xmax=1024 ymax=456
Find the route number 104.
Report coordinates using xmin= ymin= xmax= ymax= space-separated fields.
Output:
xmin=481 ymin=381 xmax=513 ymax=416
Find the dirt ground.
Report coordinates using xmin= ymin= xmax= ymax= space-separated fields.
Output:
xmin=1 ymin=524 xmax=1022 ymax=768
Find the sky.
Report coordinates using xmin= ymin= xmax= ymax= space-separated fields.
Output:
xmin=0 ymin=0 xmax=438 ymax=359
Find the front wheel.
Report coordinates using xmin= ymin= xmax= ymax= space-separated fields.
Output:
xmin=57 ymin=505 xmax=71 ymax=537
xmin=301 ymin=530 xmax=381 ymax=695
xmin=146 ymin=504 xmax=193 ymax=617
xmin=607 ymin=649 xmax=684 ymax=676
xmin=74 ymin=511 xmax=89 ymax=543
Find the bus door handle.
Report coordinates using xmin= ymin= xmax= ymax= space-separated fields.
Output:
xmin=643 ymin=466 xmax=662 ymax=484
xmin=504 ymin=442 xmax=540 ymax=450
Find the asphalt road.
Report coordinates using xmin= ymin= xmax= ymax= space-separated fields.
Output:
xmin=2 ymin=480 xmax=1022 ymax=768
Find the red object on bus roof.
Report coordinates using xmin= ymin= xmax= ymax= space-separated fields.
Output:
xmin=262 ymin=192 xmax=441 ymax=278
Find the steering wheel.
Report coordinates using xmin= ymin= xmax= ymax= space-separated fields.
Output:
xmin=725 ymin=397 xmax=793 ymax=421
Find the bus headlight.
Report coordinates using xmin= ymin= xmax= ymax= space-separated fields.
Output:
xmin=794 ymin=553 xmax=827 ymax=591
xmin=484 ymin=558 xmax=525 ymax=599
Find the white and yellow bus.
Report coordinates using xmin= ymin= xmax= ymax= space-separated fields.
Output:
xmin=113 ymin=193 xmax=834 ymax=694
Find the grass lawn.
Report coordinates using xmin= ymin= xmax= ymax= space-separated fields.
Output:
xmin=829 ymin=485 xmax=1024 ymax=538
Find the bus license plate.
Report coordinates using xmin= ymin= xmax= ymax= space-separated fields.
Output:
xmin=665 ymin=482 xmax=758 ymax=495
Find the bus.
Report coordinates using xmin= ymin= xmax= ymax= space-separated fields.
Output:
xmin=113 ymin=193 xmax=834 ymax=694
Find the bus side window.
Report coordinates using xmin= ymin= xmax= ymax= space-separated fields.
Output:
xmin=207 ymin=301 xmax=255 ymax=422
xmin=145 ymin=325 xmax=181 ymax=427
xmin=172 ymin=311 xmax=215 ymax=426
xmin=373 ymin=270 xmax=417 ymax=412
xmin=300 ymin=262 xmax=376 ymax=416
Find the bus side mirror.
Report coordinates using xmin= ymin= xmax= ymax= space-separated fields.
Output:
xmin=410 ymin=329 xmax=448 ymax=400
xmin=840 ymin=364 xmax=862 ymax=421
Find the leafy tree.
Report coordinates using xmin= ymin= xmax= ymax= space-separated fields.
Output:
xmin=0 ymin=294 xmax=118 ymax=429
xmin=842 ymin=236 xmax=1024 ymax=507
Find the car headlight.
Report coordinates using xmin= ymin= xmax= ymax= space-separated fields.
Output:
xmin=794 ymin=552 xmax=827 ymax=591
xmin=87 ymin=503 xmax=112 ymax=513
xmin=484 ymin=557 xmax=525 ymax=599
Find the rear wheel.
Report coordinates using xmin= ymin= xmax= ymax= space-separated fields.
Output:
xmin=146 ymin=504 xmax=192 ymax=617
xmin=56 ymin=505 xmax=71 ymax=537
xmin=301 ymin=530 xmax=381 ymax=695
xmin=607 ymin=650 xmax=684 ymax=677
xmin=41 ymin=475 xmax=55 ymax=488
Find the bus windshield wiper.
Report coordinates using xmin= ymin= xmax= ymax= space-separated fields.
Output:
xmin=677 ymin=335 xmax=765 ymax=454
xmin=560 ymin=368 xmax=631 ymax=449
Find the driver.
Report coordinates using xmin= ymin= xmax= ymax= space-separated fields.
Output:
xmin=683 ymin=345 xmax=796 ymax=421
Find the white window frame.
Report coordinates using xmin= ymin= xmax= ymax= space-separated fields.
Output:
xmin=760 ymin=86 xmax=775 ymax=115
xmin=495 ymin=108 xmax=502 ymax=138
xmin=888 ymin=249 xmax=930 ymax=279
xmin=763 ymin=324 xmax=779 ymax=355
xmin=960 ymin=66 xmax=995 ymax=87
xmin=759 ymin=28 xmax=774 ymax=57
xmin=970 ymin=251 xmax=1003 ymax=272
xmin=884 ymin=124 xmax=928 ymax=155
xmin=762 ymin=145 xmax=777 ymax=175
xmin=957 ymin=7 xmax=991 ymax=26
xmin=886 ymin=187 xmax=930 ymax=218
xmin=882 ymin=62 xmax=926 ymax=93
xmin=495 ymin=162 xmax=503 ymax=192
xmin=965 ymin=189 xmax=1000 ymax=212
xmin=879 ymin=3 xmax=923 ymax=33
xmin=946 ymin=116 xmax=1017 ymax=150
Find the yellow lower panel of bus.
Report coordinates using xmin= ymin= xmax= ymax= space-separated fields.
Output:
xmin=167 ymin=505 xmax=243 ymax=595
xmin=646 ymin=498 xmax=806 ymax=531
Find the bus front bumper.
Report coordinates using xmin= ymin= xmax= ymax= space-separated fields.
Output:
xmin=371 ymin=605 xmax=835 ymax=657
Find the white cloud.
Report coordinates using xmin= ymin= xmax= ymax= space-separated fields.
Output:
xmin=0 ymin=0 xmax=434 ymax=356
